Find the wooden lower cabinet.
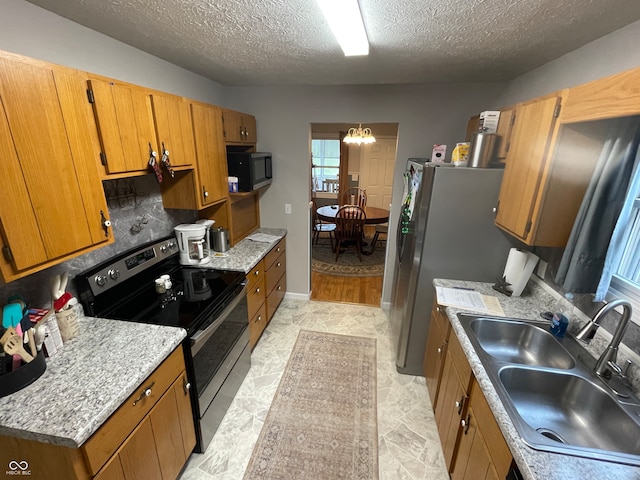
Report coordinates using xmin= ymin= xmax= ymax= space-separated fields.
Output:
xmin=246 ymin=237 xmax=287 ymax=348
xmin=0 ymin=346 xmax=195 ymax=480
xmin=423 ymin=302 xmax=451 ymax=408
xmin=426 ymin=298 xmax=514 ymax=479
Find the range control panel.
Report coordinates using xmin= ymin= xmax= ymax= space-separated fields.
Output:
xmin=87 ymin=239 xmax=178 ymax=296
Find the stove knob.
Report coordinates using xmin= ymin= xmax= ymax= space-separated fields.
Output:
xmin=108 ymin=269 xmax=120 ymax=280
xmin=95 ymin=275 xmax=108 ymax=287
xmin=160 ymin=245 xmax=167 ymax=254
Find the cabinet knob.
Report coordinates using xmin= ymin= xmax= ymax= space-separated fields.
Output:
xmin=203 ymin=186 xmax=209 ymax=198
xmin=436 ymin=306 xmax=441 ymax=312
xmin=255 ymin=287 xmax=260 ymax=294
xmin=277 ymin=285 xmax=282 ymax=291
xmin=455 ymin=395 xmax=465 ymax=414
xmin=133 ymin=381 xmax=155 ymax=406
xmin=254 ymin=270 xmax=260 ymax=276
xmin=183 ymin=378 xmax=191 ymax=393
xmin=276 ymin=262 xmax=281 ymax=267
xmin=461 ymin=414 xmax=471 ymax=434
xmin=255 ymin=315 xmax=262 ymax=323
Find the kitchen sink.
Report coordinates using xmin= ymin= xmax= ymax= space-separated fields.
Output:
xmin=500 ymin=367 xmax=640 ymax=457
xmin=458 ymin=314 xmax=640 ymax=466
xmin=467 ymin=317 xmax=575 ymax=369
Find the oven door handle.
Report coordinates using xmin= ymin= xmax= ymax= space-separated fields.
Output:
xmin=190 ymin=283 xmax=247 ymax=356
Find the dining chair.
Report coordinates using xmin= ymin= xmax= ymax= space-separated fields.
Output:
xmin=364 ymin=223 xmax=388 ymax=255
xmin=341 ymin=187 xmax=367 ymax=207
xmin=334 ymin=205 xmax=367 ymax=262
xmin=311 ymin=199 xmax=336 ymax=248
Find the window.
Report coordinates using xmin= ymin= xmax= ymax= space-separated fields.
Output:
xmin=312 ymin=139 xmax=340 ymax=192
xmin=608 ymin=196 xmax=640 ymax=316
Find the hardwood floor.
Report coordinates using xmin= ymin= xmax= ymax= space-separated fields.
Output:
xmin=310 ymin=271 xmax=383 ymax=306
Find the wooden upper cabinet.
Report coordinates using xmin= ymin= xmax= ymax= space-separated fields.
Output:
xmin=191 ymin=102 xmax=228 ymax=206
xmin=222 ymin=108 xmax=257 ymax=144
xmin=0 ymin=53 xmax=112 ymax=282
xmin=160 ymin=101 xmax=228 ymax=210
xmin=494 ymin=107 xmax=515 ymax=163
xmin=494 ymin=92 xmax=564 ymax=245
xmin=88 ymin=75 xmax=158 ymax=175
xmin=150 ymin=93 xmax=196 ymax=168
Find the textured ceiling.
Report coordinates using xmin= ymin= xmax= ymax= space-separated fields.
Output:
xmin=25 ymin=0 xmax=640 ymax=86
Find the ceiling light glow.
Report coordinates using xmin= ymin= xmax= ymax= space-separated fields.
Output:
xmin=316 ymin=0 xmax=369 ymax=56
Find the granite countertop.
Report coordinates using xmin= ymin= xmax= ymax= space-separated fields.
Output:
xmin=0 ymin=316 xmax=185 ymax=448
xmin=434 ymin=277 xmax=640 ymax=480
xmin=202 ymin=227 xmax=286 ymax=273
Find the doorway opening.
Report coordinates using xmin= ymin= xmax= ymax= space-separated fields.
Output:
xmin=310 ymin=122 xmax=399 ymax=305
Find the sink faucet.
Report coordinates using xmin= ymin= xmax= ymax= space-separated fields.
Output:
xmin=575 ymin=299 xmax=633 ymax=378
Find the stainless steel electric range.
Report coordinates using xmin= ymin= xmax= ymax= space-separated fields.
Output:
xmin=75 ymin=235 xmax=250 ymax=453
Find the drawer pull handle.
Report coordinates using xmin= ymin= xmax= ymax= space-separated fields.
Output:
xmin=133 ymin=381 xmax=155 ymax=406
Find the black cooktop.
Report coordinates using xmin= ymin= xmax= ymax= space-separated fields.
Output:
xmin=76 ymin=237 xmax=245 ymax=334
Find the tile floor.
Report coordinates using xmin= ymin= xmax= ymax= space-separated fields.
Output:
xmin=180 ymin=299 xmax=449 ymax=479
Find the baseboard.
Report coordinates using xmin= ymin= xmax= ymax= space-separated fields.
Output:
xmin=284 ymin=292 xmax=310 ymax=301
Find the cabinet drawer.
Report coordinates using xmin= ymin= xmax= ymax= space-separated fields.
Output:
xmin=265 ymin=250 xmax=286 ymax=295
xmin=264 ymin=238 xmax=286 ymax=270
xmin=249 ymin=302 xmax=267 ymax=349
xmin=247 ymin=274 xmax=266 ymax=321
xmin=82 ymin=346 xmax=185 ymax=475
xmin=266 ymin=273 xmax=286 ymax=322
xmin=247 ymin=259 xmax=265 ymax=289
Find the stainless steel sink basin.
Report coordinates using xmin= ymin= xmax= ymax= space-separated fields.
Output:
xmin=458 ymin=314 xmax=640 ymax=466
xmin=468 ymin=317 xmax=575 ymax=369
xmin=499 ymin=367 xmax=640 ymax=459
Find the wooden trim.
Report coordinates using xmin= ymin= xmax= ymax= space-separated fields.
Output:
xmin=562 ymin=67 xmax=640 ymax=123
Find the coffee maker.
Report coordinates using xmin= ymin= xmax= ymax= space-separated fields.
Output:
xmin=174 ymin=224 xmax=211 ymax=266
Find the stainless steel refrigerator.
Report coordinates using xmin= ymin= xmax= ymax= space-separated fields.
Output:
xmin=391 ymin=162 xmax=513 ymax=375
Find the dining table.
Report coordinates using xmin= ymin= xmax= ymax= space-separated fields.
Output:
xmin=316 ymin=204 xmax=390 ymax=225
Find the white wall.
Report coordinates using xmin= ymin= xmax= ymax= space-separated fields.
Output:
xmin=0 ymin=1 xmax=224 ymax=104
xmin=224 ymin=84 xmax=506 ymax=303
xmin=499 ymin=19 xmax=640 ymax=105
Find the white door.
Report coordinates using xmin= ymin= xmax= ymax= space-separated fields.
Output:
xmin=359 ymin=138 xmax=396 ymax=209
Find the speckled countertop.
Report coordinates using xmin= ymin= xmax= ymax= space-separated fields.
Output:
xmin=434 ymin=277 xmax=640 ymax=480
xmin=0 ymin=317 xmax=185 ymax=448
xmin=202 ymin=227 xmax=286 ymax=273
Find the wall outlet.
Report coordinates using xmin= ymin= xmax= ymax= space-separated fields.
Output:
xmin=285 ymin=203 xmax=292 ymax=214
xmin=536 ymin=259 xmax=548 ymax=279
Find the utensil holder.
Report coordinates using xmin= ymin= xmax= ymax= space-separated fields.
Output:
xmin=0 ymin=349 xmax=46 ymax=397
xmin=55 ymin=304 xmax=81 ymax=342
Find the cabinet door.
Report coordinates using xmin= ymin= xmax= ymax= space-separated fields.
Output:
xmin=0 ymin=57 xmax=109 ymax=277
xmin=450 ymin=403 xmax=498 ymax=480
xmin=151 ymin=93 xmax=195 ymax=168
xmin=494 ymin=107 xmax=515 ymax=162
xmin=192 ymin=102 xmax=229 ymax=206
xmin=149 ymin=373 xmax=195 ymax=480
xmin=495 ymin=94 xmax=561 ymax=242
xmin=118 ymin=418 xmax=163 ymax=480
xmin=435 ymin=350 xmax=468 ymax=470
xmin=94 ymin=455 xmax=126 ymax=480
xmin=424 ymin=304 xmax=449 ymax=408
xmin=241 ymin=113 xmax=257 ymax=143
xmin=88 ymin=76 xmax=157 ymax=174
xmin=222 ymin=108 xmax=243 ymax=143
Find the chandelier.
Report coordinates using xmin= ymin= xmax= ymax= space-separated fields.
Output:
xmin=343 ymin=124 xmax=376 ymax=145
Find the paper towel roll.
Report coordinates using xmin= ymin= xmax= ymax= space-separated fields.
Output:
xmin=503 ymin=248 xmax=539 ymax=297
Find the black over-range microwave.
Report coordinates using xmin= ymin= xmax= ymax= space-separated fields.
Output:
xmin=226 ymin=152 xmax=273 ymax=192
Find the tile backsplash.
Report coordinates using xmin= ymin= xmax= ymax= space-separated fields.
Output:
xmin=0 ymin=174 xmax=196 ymax=308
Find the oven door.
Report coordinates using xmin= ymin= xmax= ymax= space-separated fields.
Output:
xmin=190 ymin=284 xmax=248 ymax=415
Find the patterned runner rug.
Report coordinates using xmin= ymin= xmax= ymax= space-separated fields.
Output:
xmin=243 ymin=330 xmax=378 ymax=480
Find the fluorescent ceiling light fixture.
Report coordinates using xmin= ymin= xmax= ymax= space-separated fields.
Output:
xmin=316 ymin=0 xmax=369 ymax=56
